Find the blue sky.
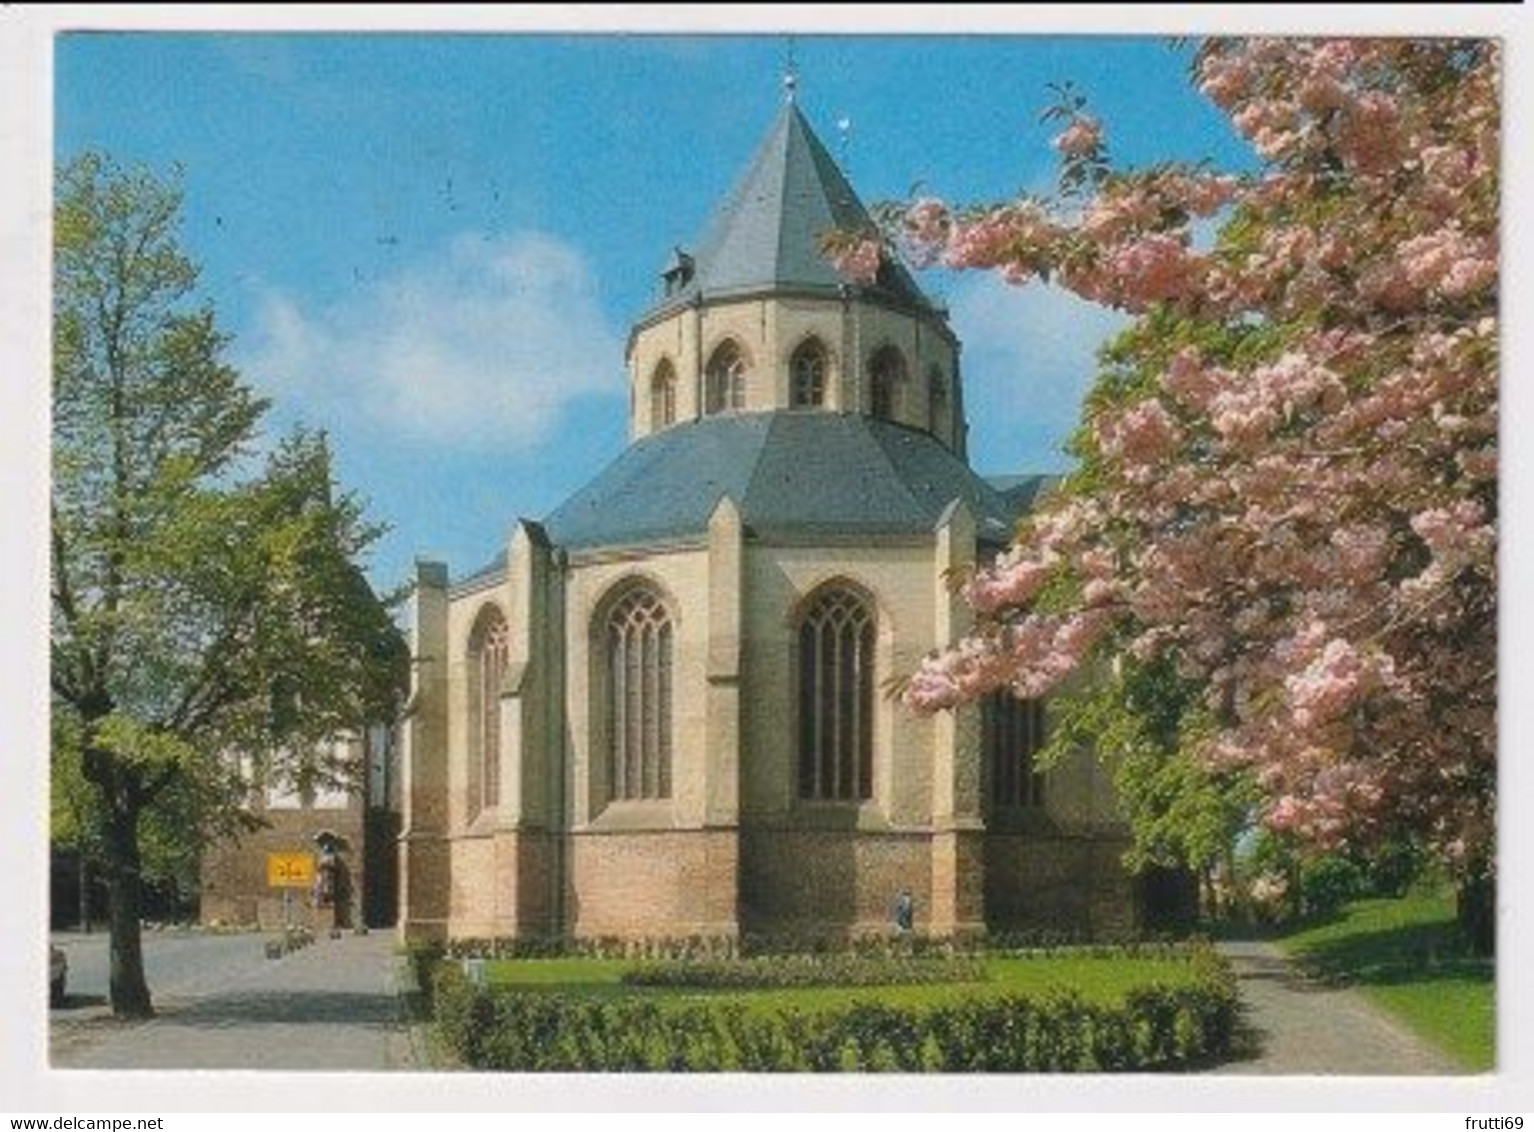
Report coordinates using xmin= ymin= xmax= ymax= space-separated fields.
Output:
xmin=55 ymin=33 xmax=1256 ymax=591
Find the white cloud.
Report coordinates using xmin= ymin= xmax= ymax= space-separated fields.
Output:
xmin=949 ymin=274 xmax=1130 ymax=471
xmin=241 ymin=231 xmax=623 ymax=449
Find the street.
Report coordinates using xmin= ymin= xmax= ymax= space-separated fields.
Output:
xmin=49 ymin=928 xmax=418 ymax=1070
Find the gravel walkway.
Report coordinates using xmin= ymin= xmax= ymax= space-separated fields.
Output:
xmin=1213 ymin=939 xmax=1463 ymax=1075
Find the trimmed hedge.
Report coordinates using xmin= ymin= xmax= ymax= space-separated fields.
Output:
xmin=439 ymin=931 xmax=1189 ymax=963
xmin=431 ymin=945 xmax=1236 ymax=1072
xmin=623 ymin=952 xmax=988 ymax=990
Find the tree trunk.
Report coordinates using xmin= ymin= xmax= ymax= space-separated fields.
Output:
xmin=79 ymin=853 xmax=92 ymax=934
xmin=103 ymin=803 xmax=153 ymax=1017
xmin=1457 ymin=871 xmax=1495 ymax=957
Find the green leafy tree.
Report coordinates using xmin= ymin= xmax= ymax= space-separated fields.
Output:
xmin=52 ymin=152 xmax=406 ymax=1017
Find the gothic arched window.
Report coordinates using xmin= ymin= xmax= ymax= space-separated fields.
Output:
xmin=796 ymin=585 xmax=875 ymax=802
xmin=650 ymin=359 xmax=677 ymax=428
xmin=869 ymin=346 xmax=906 ymax=422
xmin=704 ymin=340 xmax=747 ymax=415
xmin=983 ymin=692 xmax=1046 ymax=809
xmin=471 ymin=608 xmax=510 ymax=814
xmin=928 ymin=365 xmax=948 ymax=434
xmin=603 ymin=585 xmax=674 ymax=802
xmin=791 ymin=338 xmax=828 ymax=409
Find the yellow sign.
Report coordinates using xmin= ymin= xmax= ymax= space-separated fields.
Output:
xmin=267 ymin=852 xmax=315 ymax=888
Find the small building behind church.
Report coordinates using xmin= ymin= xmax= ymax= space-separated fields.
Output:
xmin=397 ymin=96 xmax=1135 ymax=944
xmin=200 ymin=726 xmax=402 ymax=931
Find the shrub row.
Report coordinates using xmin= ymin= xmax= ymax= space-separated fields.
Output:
xmin=622 ymin=952 xmax=988 ymax=990
xmin=438 ymin=930 xmax=1186 ymax=963
xmin=431 ymin=946 xmax=1236 ymax=1072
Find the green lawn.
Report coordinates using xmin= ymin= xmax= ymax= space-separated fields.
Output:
xmin=1276 ymin=888 xmax=1495 ymax=1072
xmin=483 ymin=954 xmax=1202 ymax=1014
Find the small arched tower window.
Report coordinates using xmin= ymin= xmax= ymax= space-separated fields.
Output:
xmin=869 ymin=346 xmax=906 ymax=422
xmin=470 ymin=608 xmax=510 ymax=814
xmin=790 ymin=338 xmax=828 ymax=409
xmin=603 ymin=585 xmax=674 ymax=802
xmin=982 ymin=692 xmax=1046 ymax=809
xmin=797 ymin=585 xmax=875 ymax=802
xmin=928 ymin=365 xmax=948 ymax=435
xmin=650 ymin=359 xmax=677 ymax=428
xmin=704 ymin=340 xmax=747 ymax=415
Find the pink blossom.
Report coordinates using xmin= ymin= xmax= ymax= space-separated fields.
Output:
xmin=1096 ymin=397 xmax=1181 ymax=466
xmin=963 ymin=551 xmax=1053 ymax=614
xmin=1210 ymin=389 xmax=1280 ymax=448
xmin=1082 ymin=188 xmax=1159 ymax=242
xmin=1335 ymin=91 xmax=1402 ymax=175
xmin=897 ymin=37 xmax=1498 ymax=875
xmin=1196 ymin=52 xmax=1254 ymax=109
xmin=1159 ymin=349 xmax=1223 ymax=410
xmin=830 ymin=238 xmax=882 ymax=285
xmin=1180 ymin=174 xmax=1240 ymax=217
xmin=1099 ymin=233 xmax=1198 ymax=309
xmin=900 ymin=197 xmax=950 ymax=265
xmin=1053 ymin=115 xmax=1102 ymax=158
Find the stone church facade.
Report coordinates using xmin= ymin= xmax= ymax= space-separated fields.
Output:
xmin=397 ymin=100 xmax=1134 ymax=943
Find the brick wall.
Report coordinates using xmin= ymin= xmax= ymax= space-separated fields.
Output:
xmin=740 ymin=828 xmax=932 ymax=936
xmin=983 ymin=832 xmax=1137 ymax=935
xmin=200 ymin=808 xmax=365 ymax=930
xmin=566 ymin=829 xmax=738 ymax=939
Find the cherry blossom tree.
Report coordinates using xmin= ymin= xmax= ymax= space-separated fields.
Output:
xmin=836 ymin=39 xmax=1499 ymax=946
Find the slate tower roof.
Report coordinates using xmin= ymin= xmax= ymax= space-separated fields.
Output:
xmin=641 ymin=101 xmax=935 ymax=319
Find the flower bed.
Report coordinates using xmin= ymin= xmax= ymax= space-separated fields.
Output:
xmin=622 ymin=952 xmax=987 ymax=990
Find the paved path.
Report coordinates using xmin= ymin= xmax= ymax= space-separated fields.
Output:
xmin=1213 ymin=939 xmax=1462 ymax=1075
xmin=51 ymin=930 xmax=416 ymax=1071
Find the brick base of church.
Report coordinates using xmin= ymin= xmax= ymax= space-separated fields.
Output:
xmin=400 ymin=825 xmax=1136 ymax=943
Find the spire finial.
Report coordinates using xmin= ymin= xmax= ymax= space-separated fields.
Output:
xmin=783 ymin=35 xmax=799 ymax=104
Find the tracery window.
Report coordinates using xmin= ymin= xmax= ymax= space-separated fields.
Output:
xmin=983 ymin=693 xmax=1046 ymax=809
xmin=650 ymin=360 xmax=677 ymax=428
xmin=869 ymin=346 xmax=906 ymax=422
xmin=791 ymin=338 xmax=828 ymax=408
xmin=472 ymin=609 xmax=510 ymax=813
xmin=796 ymin=586 xmax=875 ymax=802
xmin=704 ymin=340 xmax=747 ymax=415
xmin=604 ymin=586 xmax=673 ymax=802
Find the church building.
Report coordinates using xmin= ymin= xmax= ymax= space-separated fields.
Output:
xmin=397 ymin=95 xmax=1134 ymax=943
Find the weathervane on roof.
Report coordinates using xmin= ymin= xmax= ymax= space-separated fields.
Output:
xmin=783 ymin=35 xmax=799 ymax=104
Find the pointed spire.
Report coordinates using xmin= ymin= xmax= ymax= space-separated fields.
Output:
xmin=649 ymin=102 xmax=933 ymax=314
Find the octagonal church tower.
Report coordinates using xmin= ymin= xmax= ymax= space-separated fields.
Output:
xmin=398 ymin=96 xmax=1132 ymax=944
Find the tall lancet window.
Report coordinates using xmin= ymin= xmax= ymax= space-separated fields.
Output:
xmin=790 ymin=338 xmax=828 ymax=408
xmin=869 ymin=346 xmax=906 ymax=422
xmin=704 ymin=340 xmax=747 ymax=415
xmin=983 ymin=693 xmax=1046 ymax=809
xmin=604 ymin=586 xmax=674 ymax=802
xmin=797 ymin=585 xmax=875 ymax=802
xmin=471 ymin=608 xmax=510 ymax=813
xmin=650 ymin=359 xmax=677 ymax=428
xmin=928 ymin=365 xmax=949 ymax=435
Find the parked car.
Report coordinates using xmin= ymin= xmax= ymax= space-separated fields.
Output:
xmin=49 ymin=945 xmax=67 ymax=1006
